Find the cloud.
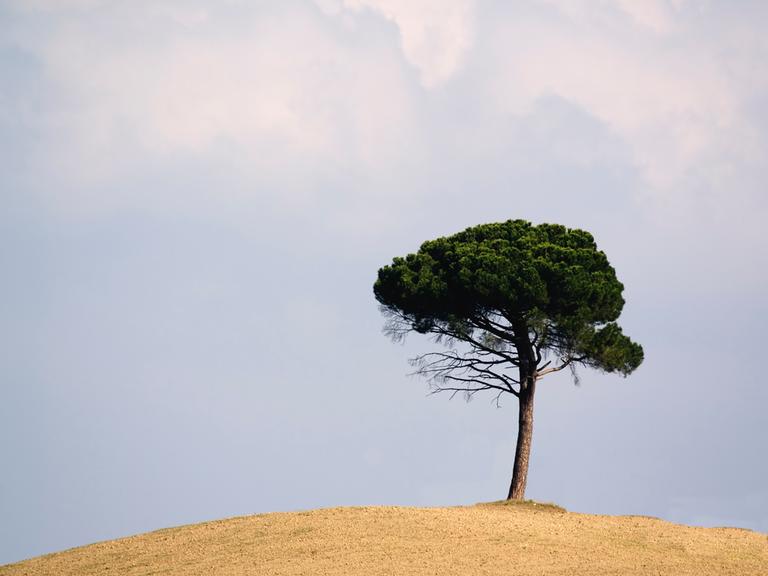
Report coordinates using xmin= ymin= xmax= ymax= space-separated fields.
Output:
xmin=5 ymin=1 xmax=422 ymax=216
xmin=614 ymin=0 xmax=683 ymax=33
xmin=479 ymin=1 xmax=767 ymax=233
xmin=5 ymin=0 xmax=105 ymax=12
xmin=316 ymin=0 xmax=475 ymax=87
xmin=539 ymin=0 xmax=688 ymax=34
xmin=3 ymin=0 xmax=768 ymax=270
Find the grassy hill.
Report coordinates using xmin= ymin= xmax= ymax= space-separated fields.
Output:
xmin=2 ymin=501 xmax=766 ymax=575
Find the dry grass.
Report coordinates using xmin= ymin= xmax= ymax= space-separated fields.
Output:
xmin=2 ymin=504 xmax=766 ymax=575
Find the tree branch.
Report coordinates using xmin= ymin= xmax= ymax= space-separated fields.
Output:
xmin=438 ymin=375 xmax=514 ymax=396
xmin=411 ymin=351 xmax=521 ymax=397
xmin=432 ymin=324 xmax=520 ymax=366
xmin=536 ymin=355 xmax=586 ymax=379
xmin=381 ymin=307 xmax=524 ymax=400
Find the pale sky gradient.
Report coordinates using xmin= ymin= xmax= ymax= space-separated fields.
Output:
xmin=1 ymin=0 xmax=767 ymax=565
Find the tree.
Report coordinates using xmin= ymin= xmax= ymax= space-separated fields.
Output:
xmin=373 ymin=220 xmax=643 ymax=500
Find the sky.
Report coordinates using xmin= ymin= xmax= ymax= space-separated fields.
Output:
xmin=1 ymin=0 xmax=767 ymax=565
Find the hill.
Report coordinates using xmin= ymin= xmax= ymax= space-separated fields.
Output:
xmin=2 ymin=501 xmax=766 ymax=575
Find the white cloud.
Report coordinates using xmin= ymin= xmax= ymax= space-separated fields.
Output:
xmin=615 ymin=0 xmax=682 ymax=33
xmin=15 ymin=1 xmax=420 ymax=214
xmin=317 ymin=0 xmax=476 ymax=87
xmin=481 ymin=1 xmax=764 ymax=231
xmin=538 ymin=0 xmax=688 ymax=33
xmin=6 ymin=0 xmax=105 ymax=11
xmin=3 ymin=0 xmax=768 ymax=260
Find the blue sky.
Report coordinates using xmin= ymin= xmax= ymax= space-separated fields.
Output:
xmin=1 ymin=0 xmax=767 ymax=565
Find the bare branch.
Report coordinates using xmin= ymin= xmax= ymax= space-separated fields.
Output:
xmin=380 ymin=306 xmax=524 ymax=401
xmin=431 ymin=324 xmax=520 ymax=366
xmin=409 ymin=350 xmax=521 ymax=398
xmin=440 ymin=375 xmax=510 ymax=393
xmin=412 ymin=351 xmax=520 ymax=379
xmin=468 ymin=315 xmax=516 ymax=343
xmin=536 ymin=355 xmax=587 ymax=379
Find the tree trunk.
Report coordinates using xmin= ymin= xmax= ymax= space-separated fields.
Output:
xmin=507 ymin=379 xmax=536 ymax=500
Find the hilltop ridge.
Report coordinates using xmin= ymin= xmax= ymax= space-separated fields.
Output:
xmin=2 ymin=502 xmax=766 ymax=575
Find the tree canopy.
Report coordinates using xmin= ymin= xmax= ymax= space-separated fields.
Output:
xmin=374 ymin=219 xmax=643 ymax=381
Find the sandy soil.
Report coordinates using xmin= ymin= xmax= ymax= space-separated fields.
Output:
xmin=2 ymin=502 xmax=766 ymax=575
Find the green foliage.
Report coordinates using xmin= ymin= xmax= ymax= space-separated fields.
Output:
xmin=374 ymin=220 xmax=643 ymax=376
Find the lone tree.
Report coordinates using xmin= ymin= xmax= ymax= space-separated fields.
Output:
xmin=374 ymin=220 xmax=643 ymax=500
